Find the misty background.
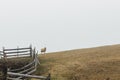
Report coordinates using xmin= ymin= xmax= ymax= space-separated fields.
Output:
xmin=0 ymin=0 xmax=120 ymax=52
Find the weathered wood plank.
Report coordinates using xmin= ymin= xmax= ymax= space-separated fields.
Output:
xmin=17 ymin=68 xmax=37 ymax=79
xmin=19 ymin=66 xmax=35 ymax=74
xmin=6 ymin=55 xmax=30 ymax=58
xmin=6 ymin=53 xmax=30 ymax=57
xmin=7 ymin=72 xmax=47 ymax=79
xmin=5 ymin=50 xmax=30 ymax=54
xmin=4 ymin=48 xmax=30 ymax=51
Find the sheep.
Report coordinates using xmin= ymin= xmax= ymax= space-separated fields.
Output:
xmin=41 ymin=47 xmax=46 ymax=54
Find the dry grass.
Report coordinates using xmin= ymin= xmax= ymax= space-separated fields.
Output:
xmin=35 ymin=44 xmax=120 ymax=80
xmin=0 ymin=57 xmax=32 ymax=69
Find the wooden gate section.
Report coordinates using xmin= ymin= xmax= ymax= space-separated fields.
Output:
xmin=0 ymin=46 xmax=51 ymax=80
xmin=2 ymin=45 xmax=33 ymax=58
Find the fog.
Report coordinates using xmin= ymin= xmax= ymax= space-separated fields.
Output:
xmin=0 ymin=0 xmax=120 ymax=52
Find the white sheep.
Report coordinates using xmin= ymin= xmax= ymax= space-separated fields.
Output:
xmin=41 ymin=47 xmax=46 ymax=54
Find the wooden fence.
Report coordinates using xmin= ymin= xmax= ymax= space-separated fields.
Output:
xmin=0 ymin=46 xmax=51 ymax=80
xmin=1 ymin=45 xmax=33 ymax=58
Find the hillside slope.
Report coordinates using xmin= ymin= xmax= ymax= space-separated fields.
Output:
xmin=37 ymin=45 xmax=120 ymax=80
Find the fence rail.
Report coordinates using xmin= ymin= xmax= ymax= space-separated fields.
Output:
xmin=0 ymin=45 xmax=51 ymax=80
xmin=8 ymin=72 xmax=47 ymax=79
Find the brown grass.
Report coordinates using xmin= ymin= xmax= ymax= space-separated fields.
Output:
xmin=0 ymin=57 xmax=32 ymax=69
xmin=36 ymin=44 xmax=120 ymax=80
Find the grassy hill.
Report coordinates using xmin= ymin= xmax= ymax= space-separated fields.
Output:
xmin=35 ymin=44 xmax=120 ymax=80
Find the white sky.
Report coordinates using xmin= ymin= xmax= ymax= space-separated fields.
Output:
xmin=0 ymin=0 xmax=120 ymax=52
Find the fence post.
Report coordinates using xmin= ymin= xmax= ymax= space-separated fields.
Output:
xmin=3 ymin=47 xmax=6 ymax=59
xmin=32 ymin=48 xmax=35 ymax=60
xmin=3 ymin=63 xmax=7 ymax=80
xmin=2 ymin=47 xmax=8 ymax=80
xmin=1 ymin=56 xmax=8 ymax=80
xmin=17 ymin=46 xmax=19 ymax=57
xmin=35 ymin=49 xmax=38 ymax=69
xmin=36 ymin=51 xmax=40 ymax=65
xmin=30 ymin=45 xmax=32 ymax=57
